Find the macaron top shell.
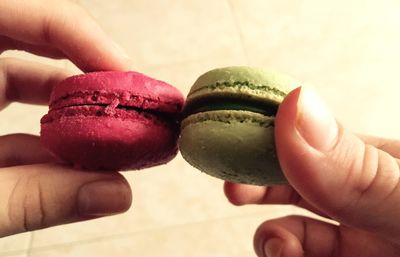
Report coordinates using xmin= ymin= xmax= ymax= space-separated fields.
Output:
xmin=187 ymin=66 xmax=298 ymax=106
xmin=50 ymin=71 xmax=184 ymax=114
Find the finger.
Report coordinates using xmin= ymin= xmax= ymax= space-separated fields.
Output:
xmin=0 ymin=0 xmax=132 ymax=72
xmin=0 ymin=164 xmax=132 ymax=237
xmin=253 ymin=216 xmax=398 ymax=257
xmin=359 ymin=134 xmax=400 ymax=158
xmin=224 ymin=182 xmax=300 ymax=206
xmin=0 ymin=134 xmax=56 ymax=168
xmin=275 ymin=86 xmax=400 ymax=243
xmin=223 ymin=182 xmax=328 ymax=218
xmin=0 ymin=58 xmax=71 ymax=109
xmin=0 ymin=35 xmax=66 ymax=59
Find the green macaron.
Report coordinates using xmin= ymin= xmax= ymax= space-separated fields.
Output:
xmin=179 ymin=66 xmax=298 ymax=185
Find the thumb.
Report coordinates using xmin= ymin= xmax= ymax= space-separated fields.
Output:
xmin=275 ymin=87 xmax=400 ymax=242
xmin=0 ymin=164 xmax=131 ymax=237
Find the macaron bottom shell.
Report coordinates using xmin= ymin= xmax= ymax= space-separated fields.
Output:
xmin=179 ymin=110 xmax=286 ymax=185
xmin=41 ymin=106 xmax=179 ymax=171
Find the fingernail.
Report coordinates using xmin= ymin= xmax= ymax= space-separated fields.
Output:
xmin=296 ymin=86 xmax=338 ymax=152
xmin=78 ymin=179 xmax=131 ymax=217
xmin=264 ymin=238 xmax=283 ymax=257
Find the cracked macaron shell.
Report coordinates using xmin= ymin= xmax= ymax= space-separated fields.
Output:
xmin=179 ymin=66 xmax=298 ymax=185
xmin=40 ymin=71 xmax=185 ymax=171
xmin=49 ymin=71 xmax=183 ymax=114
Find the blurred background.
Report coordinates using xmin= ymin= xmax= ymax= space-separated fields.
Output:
xmin=1 ymin=0 xmax=400 ymax=256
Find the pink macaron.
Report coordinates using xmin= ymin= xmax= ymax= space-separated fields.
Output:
xmin=40 ymin=71 xmax=184 ymax=171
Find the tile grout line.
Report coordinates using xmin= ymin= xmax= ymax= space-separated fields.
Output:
xmin=25 ymin=232 xmax=34 ymax=257
xmin=26 ymin=209 xmax=288 ymax=254
xmin=226 ymin=0 xmax=250 ymax=64
xmin=0 ymin=251 xmax=24 ymax=257
xmin=0 ymin=232 xmax=36 ymax=257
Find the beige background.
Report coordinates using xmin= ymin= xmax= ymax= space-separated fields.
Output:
xmin=1 ymin=0 xmax=400 ymax=256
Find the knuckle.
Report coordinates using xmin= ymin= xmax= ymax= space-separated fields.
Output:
xmin=8 ymin=173 xmax=47 ymax=232
xmin=0 ymin=57 xmax=9 ymax=81
xmin=332 ymin=140 xmax=400 ymax=223
xmin=0 ymin=58 xmax=18 ymax=106
xmin=353 ymin=145 xmax=399 ymax=203
xmin=353 ymin=144 xmax=380 ymax=195
xmin=287 ymin=187 xmax=302 ymax=205
xmin=0 ymin=58 xmax=7 ymax=110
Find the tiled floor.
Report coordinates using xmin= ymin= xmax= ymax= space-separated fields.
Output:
xmin=1 ymin=0 xmax=400 ymax=256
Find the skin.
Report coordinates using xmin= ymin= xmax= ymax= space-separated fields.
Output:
xmin=2 ymin=2 xmax=400 ymax=257
xmin=224 ymin=87 xmax=400 ymax=257
xmin=0 ymin=0 xmax=132 ymax=237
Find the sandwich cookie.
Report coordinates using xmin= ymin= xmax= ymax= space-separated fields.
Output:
xmin=179 ymin=66 xmax=298 ymax=185
xmin=41 ymin=71 xmax=184 ymax=171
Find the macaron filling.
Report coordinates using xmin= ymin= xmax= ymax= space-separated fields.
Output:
xmin=43 ymin=89 xmax=182 ymax=126
xmin=183 ymin=97 xmax=278 ymax=118
xmin=41 ymin=100 xmax=178 ymax=125
xmin=50 ymin=90 xmax=182 ymax=114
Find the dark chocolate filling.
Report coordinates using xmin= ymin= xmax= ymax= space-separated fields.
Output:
xmin=183 ymin=96 xmax=279 ymax=118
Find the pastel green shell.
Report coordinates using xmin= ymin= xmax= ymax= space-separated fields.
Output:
xmin=180 ymin=111 xmax=285 ymax=185
xmin=187 ymin=66 xmax=296 ymax=105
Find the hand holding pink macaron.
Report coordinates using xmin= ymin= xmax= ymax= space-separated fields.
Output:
xmin=0 ymin=0 xmax=136 ymax=237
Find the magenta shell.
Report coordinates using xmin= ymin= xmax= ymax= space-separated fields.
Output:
xmin=40 ymin=71 xmax=184 ymax=171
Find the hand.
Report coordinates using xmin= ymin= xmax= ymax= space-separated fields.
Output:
xmin=224 ymin=87 xmax=400 ymax=257
xmin=0 ymin=0 xmax=132 ymax=237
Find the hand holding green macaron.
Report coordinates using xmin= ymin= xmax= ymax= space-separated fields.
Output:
xmin=181 ymin=66 xmax=400 ymax=256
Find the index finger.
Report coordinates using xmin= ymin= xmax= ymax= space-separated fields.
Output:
xmin=0 ymin=0 xmax=132 ymax=72
xmin=358 ymin=134 xmax=400 ymax=159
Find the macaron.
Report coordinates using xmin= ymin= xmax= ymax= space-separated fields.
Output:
xmin=41 ymin=71 xmax=184 ymax=171
xmin=179 ymin=66 xmax=298 ymax=185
